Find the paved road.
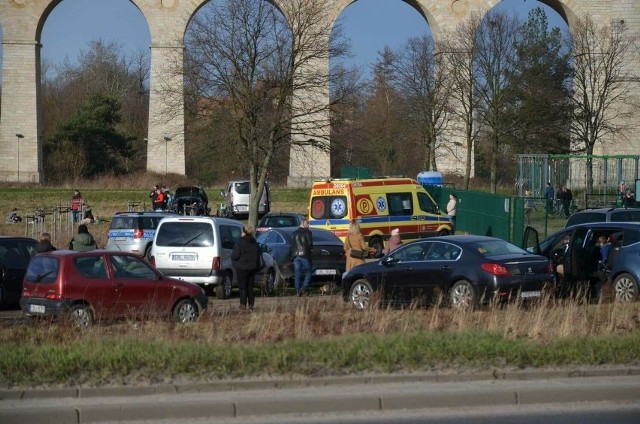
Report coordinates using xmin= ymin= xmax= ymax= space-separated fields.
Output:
xmin=1 ymin=374 xmax=639 ymax=424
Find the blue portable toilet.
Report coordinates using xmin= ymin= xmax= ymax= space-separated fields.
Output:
xmin=417 ymin=171 xmax=444 ymax=187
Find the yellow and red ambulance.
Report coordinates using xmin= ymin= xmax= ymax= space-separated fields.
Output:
xmin=308 ymin=177 xmax=453 ymax=254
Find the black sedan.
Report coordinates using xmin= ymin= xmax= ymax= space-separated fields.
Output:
xmin=256 ymin=227 xmax=345 ymax=285
xmin=341 ymin=235 xmax=555 ymax=310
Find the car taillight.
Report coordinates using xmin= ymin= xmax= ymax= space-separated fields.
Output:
xmin=481 ymin=263 xmax=511 ymax=276
xmin=212 ymin=256 xmax=220 ymax=270
xmin=45 ymin=292 xmax=62 ymax=300
xmin=133 ymin=229 xmax=144 ymax=239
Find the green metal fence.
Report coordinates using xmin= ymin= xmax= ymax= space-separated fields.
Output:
xmin=427 ymin=186 xmax=525 ymax=245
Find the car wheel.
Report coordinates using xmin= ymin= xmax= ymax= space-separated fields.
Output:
xmin=438 ymin=229 xmax=450 ymax=236
xmin=350 ymin=279 xmax=374 ymax=310
xmin=69 ymin=304 xmax=93 ymax=328
xmin=369 ymin=237 xmax=384 ymax=257
xmin=612 ymin=273 xmax=639 ymax=303
xmin=216 ymin=273 xmax=233 ymax=299
xmin=449 ymin=280 xmax=477 ymax=310
xmin=173 ymin=299 xmax=199 ymax=323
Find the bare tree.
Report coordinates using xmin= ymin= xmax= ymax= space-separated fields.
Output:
xmin=393 ymin=36 xmax=452 ymax=171
xmin=182 ymin=0 xmax=351 ymax=225
xmin=440 ymin=12 xmax=484 ymax=190
xmin=569 ymin=16 xmax=639 ymax=194
xmin=473 ymin=11 xmax=521 ymax=193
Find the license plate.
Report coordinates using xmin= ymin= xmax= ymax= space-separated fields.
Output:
xmin=237 ymin=206 xmax=248 ymax=212
xmin=113 ymin=237 xmax=127 ymax=241
xmin=29 ymin=304 xmax=45 ymax=314
xmin=520 ymin=290 xmax=541 ymax=299
xmin=172 ymin=254 xmax=196 ymax=261
xmin=314 ymin=269 xmax=337 ymax=276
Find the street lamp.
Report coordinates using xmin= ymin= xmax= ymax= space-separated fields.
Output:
xmin=15 ymin=133 xmax=24 ymax=182
xmin=163 ymin=135 xmax=171 ymax=174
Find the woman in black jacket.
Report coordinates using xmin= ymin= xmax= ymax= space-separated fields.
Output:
xmin=231 ymin=225 xmax=261 ymax=311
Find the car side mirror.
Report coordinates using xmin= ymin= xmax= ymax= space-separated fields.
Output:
xmin=382 ymin=256 xmax=398 ymax=266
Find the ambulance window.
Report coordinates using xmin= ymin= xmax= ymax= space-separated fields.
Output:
xmin=388 ymin=193 xmax=413 ymax=216
xmin=417 ymin=192 xmax=438 ymax=214
xmin=311 ymin=196 xmax=348 ymax=219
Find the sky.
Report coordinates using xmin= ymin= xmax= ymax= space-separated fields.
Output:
xmin=0 ymin=0 xmax=568 ymax=80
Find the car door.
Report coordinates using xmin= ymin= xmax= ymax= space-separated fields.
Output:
xmin=71 ymin=254 xmax=115 ymax=318
xmin=108 ymin=254 xmax=173 ymax=317
xmin=420 ymin=241 xmax=461 ymax=300
xmin=379 ymin=241 xmax=429 ymax=303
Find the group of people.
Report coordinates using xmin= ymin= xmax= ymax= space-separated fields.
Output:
xmin=543 ymin=182 xmax=573 ymax=219
xmin=149 ymin=185 xmax=173 ymax=211
xmin=28 ymin=224 xmax=98 ymax=259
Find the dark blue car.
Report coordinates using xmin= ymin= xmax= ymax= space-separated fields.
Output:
xmin=341 ymin=235 xmax=554 ymax=310
xmin=525 ymin=222 xmax=640 ymax=303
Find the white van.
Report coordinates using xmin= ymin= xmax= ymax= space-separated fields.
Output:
xmin=149 ymin=216 xmax=276 ymax=298
xmin=220 ymin=180 xmax=271 ymax=219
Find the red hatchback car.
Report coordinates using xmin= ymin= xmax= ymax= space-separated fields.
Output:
xmin=20 ymin=250 xmax=208 ymax=327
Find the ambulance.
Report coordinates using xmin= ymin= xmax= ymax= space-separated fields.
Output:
xmin=308 ymin=177 xmax=453 ymax=255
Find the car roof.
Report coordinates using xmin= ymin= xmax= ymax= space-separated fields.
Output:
xmin=564 ymin=221 xmax=640 ymax=230
xmin=0 ymin=236 xmax=37 ymax=241
xmin=571 ymin=207 xmax=640 ymax=214
xmin=157 ymin=216 xmax=240 ymax=225
xmin=34 ymin=249 xmax=138 ymax=257
xmin=114 ymin=211 xmax=177 ymax=217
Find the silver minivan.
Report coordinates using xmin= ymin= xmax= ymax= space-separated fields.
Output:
xmin=220 ymin=180 xmax=271 ymax=219
xmin=149 ymin=216 xmax=277 ymax=298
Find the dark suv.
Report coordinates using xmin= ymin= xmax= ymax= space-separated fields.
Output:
xmin=525 ymin=222 xmax=640 ymax=303
xmin=171 ymin=186 xmax=210 ymax=216
xmin=0 ymin=237 xmax=37 ymax=307
xmin=105 ymin=211 xmax=176 ymax=258
xmin=565 ymin=207 xmax=640 ymax=228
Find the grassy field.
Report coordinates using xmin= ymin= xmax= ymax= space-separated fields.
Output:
xmin=1 ymin=180 xmax=639 ymax=388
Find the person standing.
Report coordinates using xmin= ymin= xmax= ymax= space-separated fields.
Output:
xmin=383 ymin=228 xmax=403 ymax=255
xmin=524 ymin=189 xmax=536 ymax=226
xmin=69 ymin=224 xmax=97 ymax=251
xmin=543 ymin=182 xmax=555 ymax=215
xmin=290 ymin=218 xmax=313 ymax=296
xmin=558 ymin=186 xmax=573 ymax=218
xmin=446 ymin=193 xmax=457 ymax=234
xmin=149 ymin=185 xmax=160 ymax=210
xmin=231 ymin=225 xmax=261 ymax=311
xmin=31 ymin=233 xmax=57 ymax=257
xmin=344 ymin=221 xmax=369 ymax=271
xmin=70 ymin=190 xmax=84 ymax=223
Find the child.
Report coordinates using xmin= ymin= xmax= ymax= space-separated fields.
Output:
xmin=6 ymin=208 xmax=22 ymax=223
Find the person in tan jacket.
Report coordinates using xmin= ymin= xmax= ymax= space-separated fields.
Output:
xmin=344 ymin=221 xmax=370 ymax=272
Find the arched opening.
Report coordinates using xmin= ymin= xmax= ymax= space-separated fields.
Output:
xmin=38 ymin=0 xmax=151 ymax=182
xmin=330 ymin=0 xmax=433 ymax=178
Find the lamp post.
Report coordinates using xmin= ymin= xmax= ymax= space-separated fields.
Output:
xmin=15 ymin=133 xmax=24 ymax=182
xmin=163 ymin=136 xmax=171 ymax=174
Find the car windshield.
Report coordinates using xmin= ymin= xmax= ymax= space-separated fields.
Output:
xmin=566 ymin=212 xmax=605 ymax=226
xmin=310 ymin=230 xmax=341 ymax=243
xmin=155 ymin=222 xmax=214 ymax=247
xmin=260 ymin=215 xmax=298 ymax=227
xmin=234 ymin=182 xmax=251 ymax=194
xmin=25 ymin=256 xmax=59 ymax=284
xmin=175 ymin=187 xmax=201 ymax=197
xmin=470 ymin=240 xmax=527 ymax=257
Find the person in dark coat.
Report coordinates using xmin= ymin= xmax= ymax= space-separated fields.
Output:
xmin=290 ymin=219 xmax=313 ymax=296
xmin=69 ymin=224 xmax=97 ymax=251
xmin=231 ymin=224 xmax=261 ymax=311
xmin=31 ymin=233 xmax=57 ymax=257
xmin=558 ymin=185 xmax=573 ymax=218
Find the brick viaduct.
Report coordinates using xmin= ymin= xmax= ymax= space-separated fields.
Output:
xmin=0 ymin=0 xmax=638 ymax=185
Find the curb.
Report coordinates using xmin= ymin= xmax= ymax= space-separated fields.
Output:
xmin=2 ymin=366 xmax=640 ymax=400
xmin=1 ymin=368 xmax=640 ymax=424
